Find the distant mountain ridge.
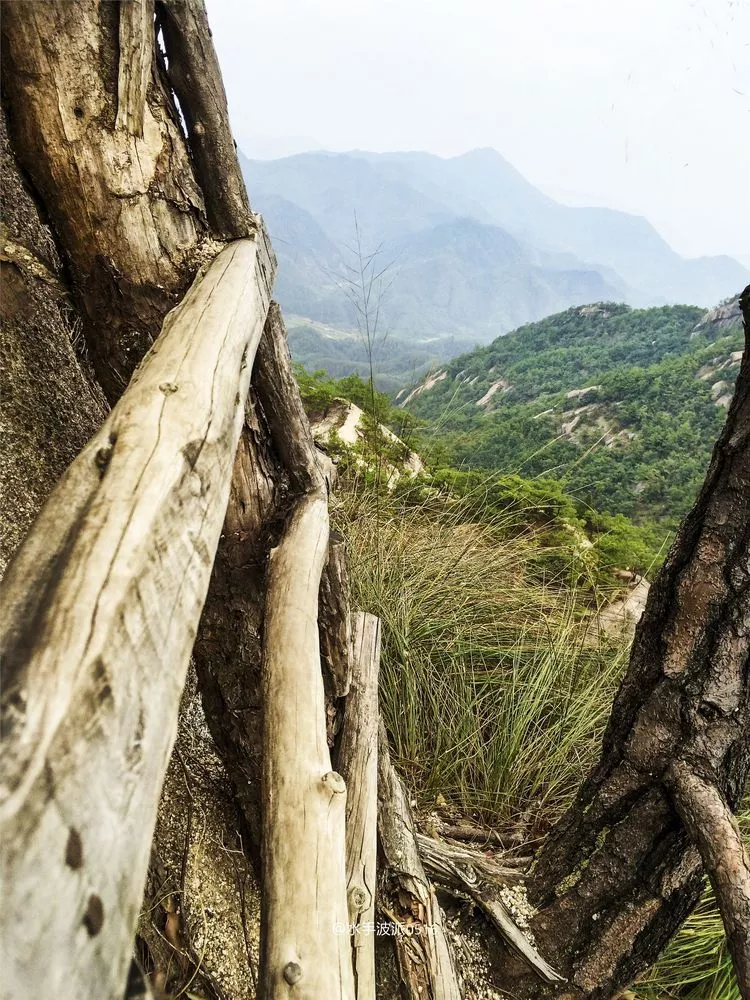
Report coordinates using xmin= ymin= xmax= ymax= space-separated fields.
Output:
xmin=239 ymin=147 xmax=748 ymax=374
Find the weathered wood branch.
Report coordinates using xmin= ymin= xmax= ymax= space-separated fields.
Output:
xmin=254 ymin=302 xmax=325 ymax=494
xmin=192 ymin=302 xmax=330 ymax=850
xmin=378 ymin=723 xmax=462 ymax=1000
xmin=157 ymin=0 xmax=254 ymax=238
xmin=116 ymin=0 xmax=154 ymax=136
xmin=337 ymin=613 xmax=381 ymax=1000
xmin=668 ymin=761 xmax=750 ymax=998
xmin=0 ymin=236 xmax=273 ymax=999
xmin=255 ymin=303 xmax=353 ymax=703
xmin=259 ymin=491 xmax=355 ymax=1000
xmin=416 ymin=836 xmax=563 ymax=985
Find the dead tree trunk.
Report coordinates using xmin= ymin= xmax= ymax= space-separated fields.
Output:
xmin=338 ymin=613 xmax=381 ymax=1000
xmin=259 ymin=491 xmax=354 ymax=999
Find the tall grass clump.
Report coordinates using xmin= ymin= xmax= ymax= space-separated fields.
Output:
xmin=334 ymin=472 xmax=629 ymax=832
xmin=333 ymin=470 xmax=746 ymax=998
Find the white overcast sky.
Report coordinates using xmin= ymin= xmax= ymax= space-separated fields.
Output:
xmin=207 ymin=0 xmax=750 ymax=262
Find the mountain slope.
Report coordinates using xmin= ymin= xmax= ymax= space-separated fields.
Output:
xmin=405 ymin=297 xmax=745 ymax=527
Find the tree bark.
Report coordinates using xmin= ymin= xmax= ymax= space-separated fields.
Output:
xmin=508 ymin=286 xmax=750 ymax=998
xmin=156 ymin=0 xmax=254 ymax=239
xmin=0 ymin=109 xmax=108 ymax=575
xmin=0 ymin=238 xmax=274 ymax=999
xmin=0 ymin=0 xmax=211 ymax=402
xmin=667 ymin=761 xmax=750 ymax=997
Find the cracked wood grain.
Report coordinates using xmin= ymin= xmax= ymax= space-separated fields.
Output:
xmin=337 ymin=612 xmax=381 ymax=1000
xmin=416 ymin=836 xmax=563 ymax=986
xmin=259 ymin=489 xmax=355 ymax=1000
xmin=0 ymin=235 xmax=273 ymax=1000
xmin=116 ymin=0 xmax=154 ymax=136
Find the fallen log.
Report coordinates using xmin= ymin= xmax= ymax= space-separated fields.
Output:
xmin=0 ymin=235 xmax=274 ymax=1000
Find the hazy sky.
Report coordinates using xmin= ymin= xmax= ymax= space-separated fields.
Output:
xmin=207 ymin=0 xmax=749 ymax=263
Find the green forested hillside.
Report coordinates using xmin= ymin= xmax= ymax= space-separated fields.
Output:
xmin=406 ymin=300 xmax=744 ymax=528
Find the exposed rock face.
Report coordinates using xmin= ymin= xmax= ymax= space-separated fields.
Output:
xmin=691 ymin=293 xmax=743 ymax=336
xmin=597 ymin=575 xmax=651 ymax=637
xmin=310 ymin=398 xmax=424 ymax=478
xmin=401 ymin=369 xmax=448 ymax=406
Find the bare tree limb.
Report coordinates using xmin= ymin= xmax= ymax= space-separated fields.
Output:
xmin=378 ymin=722 xmax=462 ymax=1000
xmin=668 ymin=761 xmax=750 ymax=998
xmin=417 ymin=836 xmax=563 ymax=985
xmin=259 ymin=492 xmax=355 ymax=999
xmin=157 ymin=0 xmax=254 ymax=238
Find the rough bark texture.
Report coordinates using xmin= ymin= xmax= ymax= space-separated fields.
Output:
xmin=0 ymin=109 xmax=108 ymax=574
xmin=338 ymin=613 xmax=381 ymax=1000
xmin=0 ymin=239 xmax=273 ymax=999
xmin=510 ymin=285 xmax=750 ymax=998
xmin=0 ymin=0 xmax=215 ymax=401
xmin=320 ymin=536 xmax=354 ymax=701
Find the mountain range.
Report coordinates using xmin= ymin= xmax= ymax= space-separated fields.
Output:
xmin=239 ymin=147 xmax=748 ymax=382
xmin=403 ymin=296 xmax=745 ymax=528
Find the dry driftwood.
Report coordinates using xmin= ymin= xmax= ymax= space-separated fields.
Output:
xmin=338 ymin=613 xmax=381 ymax=1000
xmin=0 ymin=236 xmax=273 ymax=1000
xmin=668 ymin=762 xmax=750 ymax=997
xmin=259 ymin=490 xmax=355 ymax=1000
xmin=416 ymin=836 xmax=563 ymax=985
xmin=378 ymin=724 xmax=462 ymax=1000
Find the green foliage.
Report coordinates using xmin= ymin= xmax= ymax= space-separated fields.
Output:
xmin=334 ymin=472 xmax=743 ymax=999
xmin=408 ymin=303 xmax=743 ymax=530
